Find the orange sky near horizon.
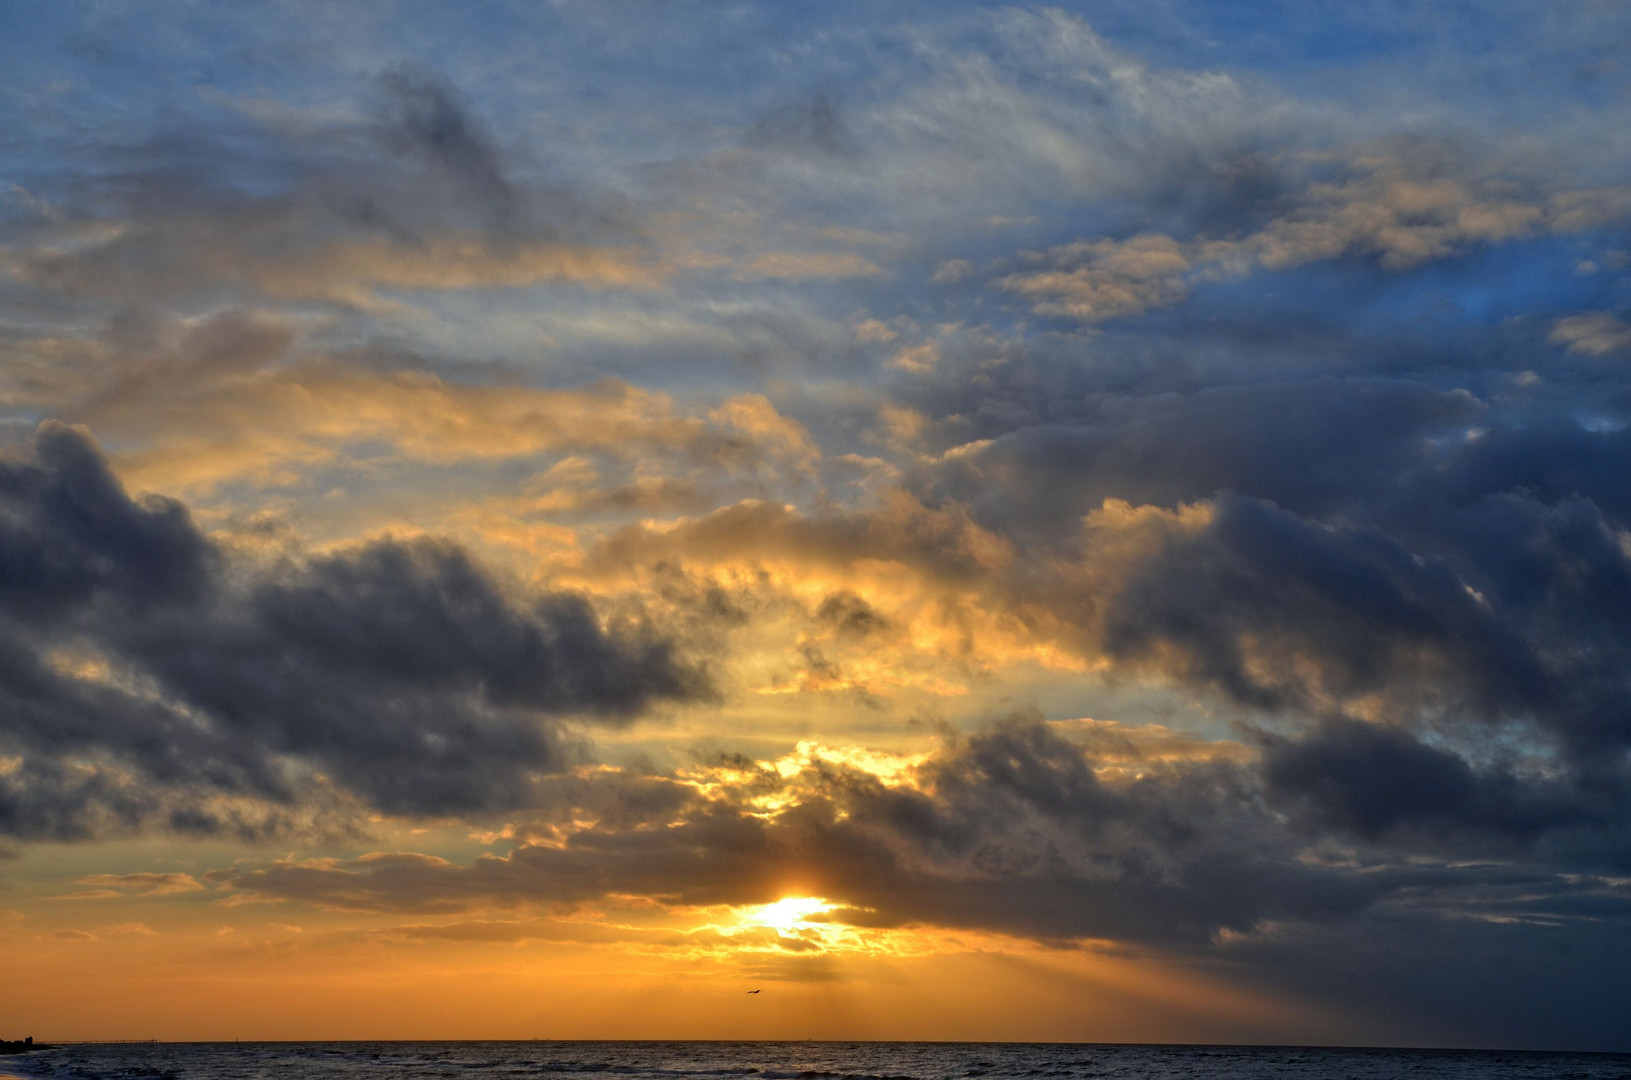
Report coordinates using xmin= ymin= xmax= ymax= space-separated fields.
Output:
xmin=1 ymin=899 xmax=1344 ymax=1045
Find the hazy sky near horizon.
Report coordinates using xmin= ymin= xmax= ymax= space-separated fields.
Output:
xmin=3 ymin=0 xmax=1631 ymax=1050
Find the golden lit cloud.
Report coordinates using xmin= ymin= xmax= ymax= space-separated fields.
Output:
xmin=254 ymin=236 xmax=668 ymax=306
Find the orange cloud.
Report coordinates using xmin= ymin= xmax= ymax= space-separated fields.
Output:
xmin=254 ymin=235 xmax=668 ymax=306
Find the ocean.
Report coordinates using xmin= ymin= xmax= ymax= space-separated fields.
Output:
xmin=4 ymin=1041 xmax=1630 ymax=1080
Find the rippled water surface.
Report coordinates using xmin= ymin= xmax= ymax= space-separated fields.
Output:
xmin=6 ymin=1042 xmax=1631 ymax=1080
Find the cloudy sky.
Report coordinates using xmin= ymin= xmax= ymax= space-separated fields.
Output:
xmin=2 ymin=0 xmax=1631 ymax=1050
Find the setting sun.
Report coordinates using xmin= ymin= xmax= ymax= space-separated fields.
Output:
xmin=740 ymin=897 xmax=834 ymax=935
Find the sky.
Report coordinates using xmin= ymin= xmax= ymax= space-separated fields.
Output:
xmin=2 ymin=0 xmax=1631 ymax=1051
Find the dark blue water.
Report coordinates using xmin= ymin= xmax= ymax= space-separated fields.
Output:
xmin=5 ymin=1042 xmax=1630 ymax=1080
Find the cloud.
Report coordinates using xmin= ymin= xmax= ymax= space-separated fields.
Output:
xmin=732 ymin=251 xmax=882 ymax=281
xmin=546 ymin=374 xmax=1631 ymax=874
xmin=99 ymin=921 xmax=159 ymax=935
xmin=184 ymin=718 xmax=1586 ymax=1022
xmin=1001 ymin=233 xmax=1194 ymax=323
xmin=849 ymin=355 xmax=1631 ymax=775
xmin=7 ymin=222 xmax=664 ymax=312
xmin=206 ymin=716 xmax=1372 ymax=944
xmin=0 ymin=320 xmax=842 ymax=521
xmin=0 ymin=423 xmax=713 ymax=835
xmin=76 ymin=872 xmax=204 ymax=896
xmin=1000 ymin=150 xmax=1610 ymax=323
xmin=253 ymin=236 xmax=666 ymax=305
xmin=77 ymin=363 xmax=807 ymax=497
xmin=1259 ymin=717 xmax=1595 ymax=844
xmin=375 ymin=64 xmax=514 ymax=224
xmin=1 ymin=64 xmax=659 ymax=313
xmin=1083 ymin=484 xmax=1631 ymax=778
xmin=1551 ymin=312 xmax=1631 ymax=356
xmin=1094 ymin=492 xmax=1545 ymax=715
xmin=747 ymin=91 xmax=859 ymax=160
xmin=0 ymin=419 xmax=212 ymax=621
xmin=195 ymin=705 xmax=1631 ymax=1041
xmin=123 ymin=538 xmax=710 ymax=815
xmin=592 ymin=493 xmax=1015 ymax=587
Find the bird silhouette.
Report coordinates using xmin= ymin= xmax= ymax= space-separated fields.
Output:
xmin=746 ymin=989 xmax=761 ymax=994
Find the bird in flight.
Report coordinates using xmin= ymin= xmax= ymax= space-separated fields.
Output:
xmin=746 ymin=989 xmax=761 ymax=994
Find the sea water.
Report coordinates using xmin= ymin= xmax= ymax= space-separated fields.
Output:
xmin=5 ymin=1041 xmax=1630 ymax=1080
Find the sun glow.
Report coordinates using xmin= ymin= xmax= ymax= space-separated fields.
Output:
xmin=741 ymin=896 xmax=834 ymax=934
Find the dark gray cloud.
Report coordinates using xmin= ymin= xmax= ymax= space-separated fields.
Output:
xmin=1099 ymin=492 xmax=1549 ymax=716
xmin=0 ymin=424 xmax=712 ymax=835
xmin=203 ymin=710 xmax=1631 ymax=1047
xmin=1074 ymin=472 xmax=1631 ymax=785
xmin=918 ymin=378 xmax=1486 ymax=542
xmin=863 ymin=330 xmax=1631 ymax=826
xmin=576 ymin=343 xmax=1631 ymax=892
xmin=377 ymin=63 xmax=515 ymax=222
xmin=0 ymin=420 xmax=212 ymax=620
xmin=123 ymin=538 xmax=710 ymax=815
xmin=908 ymin=391 xmax=1631 ymax=867
xmin=1209 ymin=898 xmax=1631 ymax=1051
xmin=1259 ymin=717 xmax=1605 ymax=847
xmin=212 ymin=716 xmax=1381 ymax=942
